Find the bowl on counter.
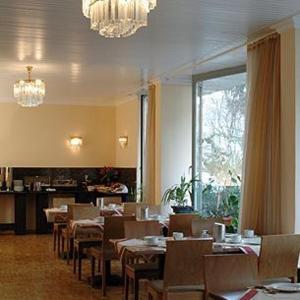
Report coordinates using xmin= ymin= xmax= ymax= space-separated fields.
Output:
xmin=87 ymin=186 xmax=96 ymax=192
xmin=14 ymin=186 xmax=24 ymax=192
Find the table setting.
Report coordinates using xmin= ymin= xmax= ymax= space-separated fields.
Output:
xmin=237 ymin=283 xmax=300 ymax=299
xmin=70 ymin=216 xmax=104 ymax=236
xmin=99 ymin=203 xmax=123 ymax=216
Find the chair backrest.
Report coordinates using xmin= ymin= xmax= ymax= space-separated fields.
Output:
xmin=163 ymin=240 xmax=213 ymax=287
xmin=67 ymin=204 xmax=98 ymax=221
xmin=67 ymin=203 xmax=93 ymax=217
xmin=192 ymin=217 xmax=224 ymax=237
xmin=204 ymin=254 xmax=258 ymax=293
xmin=168 ymin=214 xmax=200 ymax=237
xmin=103 ymin=215 xmax=136 ymax=241
xmin=124 ymin=220 xmax=162 ymax=239
xmin=102 ymin=215 xmax=136 ymax=258
xmin=53 ymin=197 xmax=75 ymax=208
xmin=103 ymin=197 xmax=122 ymax=206
xmin=258 ymin=234 xmax=300 ymax=282
xmin=123 ymin=202 xmax=138 ymax=216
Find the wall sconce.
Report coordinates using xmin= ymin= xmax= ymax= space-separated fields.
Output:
xmin=118 ymin=136 xmax=128 ymax=149
xmin=69 ymin=137 xmax=83 ymax=150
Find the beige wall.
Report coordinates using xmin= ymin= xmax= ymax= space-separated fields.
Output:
xmin=279 ymin=27 xmax=300 ymax=233
xmin=278 ymin=26 xmax=300 ymax=233
xmin=115 ymin=97 xmax=139 ymax=167
xmin=0 ymin=103 xmax=116 ymax=167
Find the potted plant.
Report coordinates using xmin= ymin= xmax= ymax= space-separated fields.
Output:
xmin=162 ymin=175 xmax=197 ymax=214
xmin=201 ymin=172 xmax=241 ymax=233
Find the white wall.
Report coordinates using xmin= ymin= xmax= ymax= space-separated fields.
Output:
xmin=279 ymin=27 xmax=300 ymax=233
xmin=160 ymin=84 xmax=193 ymax=206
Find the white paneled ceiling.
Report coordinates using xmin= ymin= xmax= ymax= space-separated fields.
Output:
xmin=0 ymin=0 xmax=300 ymax=105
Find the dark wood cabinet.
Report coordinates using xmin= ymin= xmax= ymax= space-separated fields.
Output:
xmin=1 ymin=190 xmax=130 ymax=235
xmin=14 ymin=193 xmax=27 ymax=235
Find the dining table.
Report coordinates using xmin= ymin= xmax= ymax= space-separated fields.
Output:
xmin=210 ymin=288 xmax=300 ymax=299
xmin=112 ymin=236 xmax=261 ymax=261
xmin=69 ymin=217 xmax=104 ymax=237
xmin=111 ymin=237 xmax=300 ymax=299
xmin=43 ymin=205 xmax=123 ymax=223
xmin=110 ymin=236 xmax=260 ymax=281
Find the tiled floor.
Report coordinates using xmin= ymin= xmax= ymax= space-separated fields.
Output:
xmin=0 ymin=234 xmax=148 ymax=300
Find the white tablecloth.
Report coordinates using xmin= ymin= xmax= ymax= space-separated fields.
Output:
xmin=250 ymin=290 xmax=300 ymax=299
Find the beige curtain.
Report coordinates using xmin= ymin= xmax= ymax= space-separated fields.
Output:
xmin=241 ymin=33 xmax=281 ymax=235
xmin=144 ymin=84 xmax=157 ymax=205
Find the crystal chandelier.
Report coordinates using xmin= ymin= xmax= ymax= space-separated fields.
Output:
xmin=82 ymin=0 xmax=157 ymax=38
xmin=14 ymin=66 xmax=45 ymax=107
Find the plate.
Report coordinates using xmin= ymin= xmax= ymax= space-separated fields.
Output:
xmin=143 ymin=241 xmax=160 ymax=247
xmin=225 ymin=238 xmax=243 ymax=244
xmin=270 ymin=283 xmax=300 ymax=293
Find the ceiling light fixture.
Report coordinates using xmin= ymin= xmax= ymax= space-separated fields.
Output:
xmin=82 ymin=0 xmax=157 ymax=38
xmin=14 ymin=66 xmax=45 ymax=107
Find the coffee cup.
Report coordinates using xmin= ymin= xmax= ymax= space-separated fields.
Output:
xmin=201 ymin=230 xmax=210 ymax=238
xmin=243 ymin=229 xmax=255 ymax=238
xmin=231 ymin=234 xmax=242 ymax=243
xmin=144 ymin=236 xmax=158 ymax=245
xmin=172 ymin=232 xmax=184 ymax=240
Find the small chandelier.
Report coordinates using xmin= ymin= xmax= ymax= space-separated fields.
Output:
xmin=14 ymin=66 xmax=45 ymax=107
xmin=82 ymin=0 xmax=157 ymax=38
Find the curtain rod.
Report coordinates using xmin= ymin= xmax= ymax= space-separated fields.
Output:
xmin=144 ymin=30 xmax=279 ymax=90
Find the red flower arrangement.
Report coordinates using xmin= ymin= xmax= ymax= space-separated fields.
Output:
xmin=100 ymin=167 xmax=119 ymax=186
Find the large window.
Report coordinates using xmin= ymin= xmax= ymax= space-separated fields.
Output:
xmin=192 ymin=67 xmax=246 ymax=230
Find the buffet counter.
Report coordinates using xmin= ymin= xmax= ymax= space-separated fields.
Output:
xmin=0 ymin=190 xmax=129 ymax=235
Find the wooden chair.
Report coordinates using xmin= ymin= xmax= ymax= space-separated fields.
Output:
xmin=52 ymin=197 xmax=75 ymax=255
xmin=103 ymin=197 xmax=122 ymax=206
xmin=73 ymin=238 xmax=102 ymax=280
xmin=67 ymin=203 xmax=94 ymax=220
xmin=148 ymin=239 xmax=213 ymax=300
xmin=124 ymin=220 xmax=162 ymax=300
xmin=192 ymin=217 xmax=223 ymax=237
xmin=168 ymin=214 xmax=200 ymax=237
xmin=71 ymin=206 xmax=104 ymax=279
xmin=204 ymin=254 xmax=258 ymax=300
xmin=125 ymin=220 xmax=162 ymax=239
xmin=72 ymin=205 xmax=99 ymax=220
xmin=258 ymin=234 xmax=300 ymax=283
xmin=61 ymin=204 xmax=97 ymax=264
xmin=52 ymin=197 xmax=75 ymax=208
xmin=88 ymin=215 xmax=136 ymax=296
xmin=123 ymin=202 xmax=138 ymax=216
